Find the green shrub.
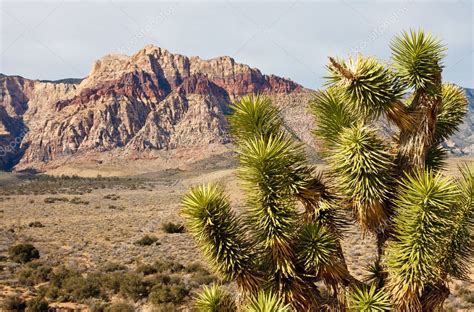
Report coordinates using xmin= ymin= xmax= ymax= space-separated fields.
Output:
xmin=148 ymin=280 xmax=188 ymax=304
xmin=134 ymin=235 xmax=159 ymax=246
xmin=103 ymin=272 xmax=123 ymax=294
xmin=152 ymin=303 xmax=178 ymax=312
xmin=143 ymin=260 xmax=184 ymax=274
xmin=161 ymin=222 xmax=185 ymax=234
xmin=2 ymin=295 xmax=26 ymax=311
xmin=25 ymin=297 xmax=49 ymax=312
xmin=48 ymin=266 xmax=80 ymax=288
xmin=87 ymin=299 xmax=109 ymax=312
xmin=45 ymin=267 xmax=104 ymax=302
xmin=104 ymin=302 xmax=135 ymax=312
xmin=16 ymin=261 xmax=52 ymax=286
xmin=8 ymin=244 xmax=40 ymax=263
xmin=190 ymin=270 xmax=217 ymax=286
xmin=119 ymin=273 xmax=151 ymax=301
xmin=135 ymin=263 xmax=158 ymax=275
xmin=101 ymin=262 xmax=127 ymax=273
xmin=60 ymin=273 xmax=104 ymax=301
xmin=148 ymin=273 xmax=171 ymax=286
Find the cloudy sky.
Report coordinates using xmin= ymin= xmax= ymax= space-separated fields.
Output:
xmin=1 ymin=0 xmax=472 ymax=88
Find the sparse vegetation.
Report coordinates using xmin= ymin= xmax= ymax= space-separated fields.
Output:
xmin=16 ymin=261 xmax=52 ymax=286
xmin=148 ymin=280 xmax=189 ymax=304
xmin=104 ymin=302 xmax=135 ymax=312
xmin=161 ymin=221 xmax=185 ymax=234
xmin=25 ymin=297 xmax=49 ymax=312
xmin=8 ymin=243 xmax=40 ymax=263
xmin=2 ymin=295 xmax=27 ymax=311
xmin=28 ymin=221 xmax=44 ymax=228
xmin=0 ymin=175 xmax=151 ymax=196
xmin=134 ymin=235 xmax=159 ymax=246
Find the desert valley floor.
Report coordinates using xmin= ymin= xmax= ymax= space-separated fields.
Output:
xmin=1 ymin=153 xmax=473 ymax=311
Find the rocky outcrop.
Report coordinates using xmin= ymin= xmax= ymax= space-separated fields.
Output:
xmin=444 ymin=88 xmax=474 ymax=155
xmin=0 ymin=46 xmax=310 ymax=170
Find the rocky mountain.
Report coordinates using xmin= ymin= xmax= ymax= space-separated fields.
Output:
xmin=444 ymin=88 xmax=474 ymax=155
xmin=0 ymin=46 xmax=313 ymax=171
xmin=1 ymin=46 xmax=472 ymax=172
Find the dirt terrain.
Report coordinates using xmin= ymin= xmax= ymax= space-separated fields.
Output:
xmin=0 ymin=155 xmax=473 ymax=311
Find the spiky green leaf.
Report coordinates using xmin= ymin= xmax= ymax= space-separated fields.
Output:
xmin=435 ymin=84 xmax=468 ymax=142
xmin=385 ymin=170 xmax=459 ymax=307
xmin=244 ymin=291 xmax=290 ymax=312
xmin=309 ymin=87 xmax=359 ymax=151
xmin=329 ymin=124 xmax=394 ymax=232
xmin=391 ymin=29 xmax=445 ymax=89
xmin=194 ymin=283 xmax=237 ymax=312
xmin=326 ymin=56 xmax=405 ymax=119
xmin=228 ymin=95 xmax=282 ymax=142
xmin=348 ymin=285 xmax=392 ymax=312
xmin=439 ymin=164 xmax=474 ymax=280
xmin=181 ymin=184 xmax=259 ymax=290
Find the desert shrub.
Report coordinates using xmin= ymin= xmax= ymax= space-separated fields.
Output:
xmin=70 ymin=197 xmax=90 ymax=205
xmin=156 ymin=260 xmax=184 ymax=273
xmin=43 ymin=197 xmax=69 ymax=204
xmin=457 ymin=287 xmax=474 ymax=304
xmin=104 ymin=194 xmax=120 ymax=200
xmin=148 ymin=273 xmax=171 ymax=285
xmin=104 ymin=302 xmax=135 ymax=312
xmin=16 ymin=261 xmax=52 ymax=286
xmin=2 ymin=295 xmax=26 ymax=311
xmin=45 ymin=267 xmax=104 ymax=301
xmin=8 ymin=243 xmax=40 ymax=263
xmin=136 ymin=263 xmax=158 ymax=276
xmin=25 ymin=297 xmax=49 ymax=312
xmin=185 ymin=262 xmax=207 ymax=273
xmin=47 ymin=266 xmax=79 ymax=288
xmin=190 ymin=270 xmax=216 ymax=286
xmin=108 ymin=204 xmax=125 ymax=210
xmin=101 ymin=262 xmax=127 ymax=273
xmin=134 ymin=235 xmax=159 ymax=246
xmin=28 ymin=221 xmax=44 ymax=228
xmin=87 ymin=299 xmax=109 ymax=312
xmin=44 ymin=285 xmax=61 ymax=300
xmin=148 ymin=281 xmax=189 ymax=304
xmin=119 ymin=273 xmax=151 ymax=301
xmin=152 ymin=303 xmax=178 ymax=312
xmin=103 ymin=272 xmax=123 ymax=293
xmin=60 ymin=273 xmax=104 ymax=301
xmin=161 ymin=222 xmax=185 ymax=234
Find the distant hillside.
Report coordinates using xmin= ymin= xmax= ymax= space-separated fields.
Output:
xmin=446 ymin=88 xmax=474 ymax=155
xmin=0 ymin=46 xmax=312 ymax=171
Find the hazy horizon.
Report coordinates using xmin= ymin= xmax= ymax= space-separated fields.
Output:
xmin=1 ymin=0 xmax=473 ymax=88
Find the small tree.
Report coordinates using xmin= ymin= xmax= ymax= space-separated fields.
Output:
xmin=181 ymin=29 xmax=472 ymax=311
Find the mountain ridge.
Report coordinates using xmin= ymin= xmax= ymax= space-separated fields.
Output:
xmin=0 ymin=46 xmax=472 ymax=171
xmin=0 ymin=45 xmax=313 ymax=171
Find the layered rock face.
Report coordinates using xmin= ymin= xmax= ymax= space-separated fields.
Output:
xmin=0 ymin=46 xmax=311 ymax=170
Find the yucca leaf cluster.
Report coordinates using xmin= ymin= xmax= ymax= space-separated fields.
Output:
xmin=181 ymin=29 xmax=472 ymax=311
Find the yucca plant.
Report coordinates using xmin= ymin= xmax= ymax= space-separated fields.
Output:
xmin=348 ymin=285 xmax=391 ymax=312
xmin=181 ymin=29 xmax=472 ymax=311
xmin=194 ymin=284 xmax=236 ymax=312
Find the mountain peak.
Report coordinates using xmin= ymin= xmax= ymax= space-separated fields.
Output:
xmin=0 ymin=45 xmax=308 ymax=170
